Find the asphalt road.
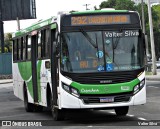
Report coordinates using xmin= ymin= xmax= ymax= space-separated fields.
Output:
xmin=0 ymin=81 xmax=160 ymax=129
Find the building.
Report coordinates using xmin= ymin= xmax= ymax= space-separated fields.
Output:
xmin=132 ymin=0 xmax=160 ymax=5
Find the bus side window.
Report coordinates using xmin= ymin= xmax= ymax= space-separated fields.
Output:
xmin=45 ymin=29 xmax=50 ymax=58
xmin=22 ymin=37 xmax=26 ymax=60
xmin=38 ymin=31 xmax=42 ymax=59
xmin=13 ymin=40 xmax=17 ymax=61
xmin=27 ymin=36 xmax=31 ymax=60
xmin=21 ymin=37 xmax=23 ymax=60
xmin=41 ymin=29 xmax=46 ymax=58
xmin=18 ymin=38 xmax=22 ymax=61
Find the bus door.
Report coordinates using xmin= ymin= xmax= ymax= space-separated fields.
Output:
xmin=31 ymin=33 xmax=39 ymax=104
xmin=51 ymin=28 xmax=59 ymax=106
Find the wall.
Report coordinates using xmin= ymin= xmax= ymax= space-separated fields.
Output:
xmin=0 ymin=53 xmax=12 ymax=75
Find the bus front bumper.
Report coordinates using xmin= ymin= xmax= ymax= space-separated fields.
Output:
xmin=59 ymin=85 xmax=146 ymax=109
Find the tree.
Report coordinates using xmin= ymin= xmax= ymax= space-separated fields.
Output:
xmin=99 ymin=0 xmax=116 ymax=9
xmin=4 ymin=33 xmax=12 ymax=53
xmin=135 ymin=4 xmax=160 ymax=60
xmin=115 ymin=0 xmax=135 ymax=10
xmin=99 ymin=0 xmax=135 ymax=10
xmin=152 ymin=5 xmax=160 ymax=60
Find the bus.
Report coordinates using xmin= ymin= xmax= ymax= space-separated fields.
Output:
xmin=12 ymin=9 xmax=146 ymax=121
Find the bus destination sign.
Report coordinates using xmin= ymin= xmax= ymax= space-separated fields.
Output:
xmin=71 ymin=15 xmax=130 ymax=26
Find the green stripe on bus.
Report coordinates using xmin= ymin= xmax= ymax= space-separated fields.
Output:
xmin=18 ymin=62 xmax=32 ymax=81
xmin=18 ymin=61 xmax=42 ymax=102
xmin=13 ymin=17 xmax=57 ymax=37
xmin=71 ymin=79 xmax=139 ymax=94
xmin=37 ymin=60 xmax=42 ymax=102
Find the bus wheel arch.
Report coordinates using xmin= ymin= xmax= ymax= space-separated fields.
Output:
xmin=23 ymin=82 xmax=35 ymax=112
xmin=46 ymin=83 xmax=52 ymax=108
xmin=46 ymin=83 xmax=65 ymax=121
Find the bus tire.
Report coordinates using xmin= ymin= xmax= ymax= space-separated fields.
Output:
xmin=24 ymin=86 xmax=35 ymax=112
xmin=115 ymin=106 xmax=129 ymax=116
xmin=50 ymin=93 xmax=65 ymax=121
xmin=52 ymin=108 xmax=65 ymax=121
xmin=34 ymin=105 xmax=43 ymax=112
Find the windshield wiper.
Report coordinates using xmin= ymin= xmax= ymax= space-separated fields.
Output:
xmin=80 ymin=29 xmax=98 ymax=48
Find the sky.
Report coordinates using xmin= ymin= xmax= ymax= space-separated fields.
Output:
xmin=4 ymin=0 xmax=104 ymax=33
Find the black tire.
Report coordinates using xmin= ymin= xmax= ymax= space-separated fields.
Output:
xmin=24 ymin=87 xmax=35 ymax=112
xmin=34 ymin=105 xmax=43 ymax=112
xmin=49 ymin=93 xmax=65 ymax=121
xmin=52 ymin=108 xmax=65 ymax=121
xmin=24 ymin=86 xmax=43 ymax=112
xmin=115 ymin=106 xmax=129 ymax=116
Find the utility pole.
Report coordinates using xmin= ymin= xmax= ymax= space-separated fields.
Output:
xmin=17 ymin=17 xmax=20 ymax=31
xmin=147 ymin=0 xmax=157 ymax=75
xmin=0 ymin=21 xmax=4 ymax=53
xmin=141 ymin=0 xmax=149 ymax=57
xmin=83 ymin=4 xmax=90 ymax=10
xmin=0 ymin=0 xmax=4 ymax=53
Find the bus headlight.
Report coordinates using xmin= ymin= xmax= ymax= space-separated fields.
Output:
xmin=71 ymin=88 xmax=79 ymax=97
xmin=62 ymin=83 xmax=80 ymax=98
xmin=63 ymin=84 xmax=70 ymax=92
xmin=133 ymin=79 xmax=145 ymax=94
xmin=134 ymin=85 xmax=139 ymax=94
xmin=140 ymin=80 xmax=145 ymax=89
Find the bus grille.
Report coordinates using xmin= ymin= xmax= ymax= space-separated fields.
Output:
xmin=81 ymin=95 xmax=131 ymax=104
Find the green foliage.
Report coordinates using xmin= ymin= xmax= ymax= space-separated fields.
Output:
xmin=4 ymin=33 xmax=12 ymax=53
xmin=152 ymin=5 xmax=160 ymax=29
xmin=99 ymin=0 xmax=117 ymax=9
xmin=99 ymin=0 xmax=135 ymax=10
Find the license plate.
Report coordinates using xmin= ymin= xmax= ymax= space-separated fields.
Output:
xmin=100 ymin=97 xmax=114 ymax=103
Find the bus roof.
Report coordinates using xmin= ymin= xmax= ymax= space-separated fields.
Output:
xmin=71 ymin=9 xmax=129 ymax=15
xmin=12 ymin=16 xmax=57 ymax=38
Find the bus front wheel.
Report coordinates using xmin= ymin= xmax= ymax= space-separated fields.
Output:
xmin=52 ymin=108 xmax=65 ymax=121
xmin=50 ymin=94 xmax=65 ymax=121
xmin=115 ymin=106 xmax=129 ymax=116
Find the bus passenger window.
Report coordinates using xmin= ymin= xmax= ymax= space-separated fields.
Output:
xmin=41 ymin=30 xmax=46 ymax=58
xmin=22 ymin=37 xmax=26 ymax=60
xmin=18 ymin=39 xmax=22 ymax=60
xmin=38 ymin=32 xmax=42 ymax=59
xmin=21 ymin=37 xmax=24 ymax=60
xmin=27 ymin=36 xmax=31 ymax=60
xmin=13 ymin=40 xmax=17 ymax=61
xmin=45 ymin=29 xmax=50 ymax=57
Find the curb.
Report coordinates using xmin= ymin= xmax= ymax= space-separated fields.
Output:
xmin=0 ymin=81 xmax=13 ymax=84
xmin=146 ymin=78 xmax=160 ymax=81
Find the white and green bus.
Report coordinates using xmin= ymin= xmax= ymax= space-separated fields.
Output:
xmin=12 ymin=9 xmax=146 ymax=120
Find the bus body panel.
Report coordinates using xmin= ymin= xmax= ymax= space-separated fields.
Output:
xmin=133 ymin=85 xmax=146 ymax=105
xmin=13 ymin=60 xmax=51 ymax=107
xmin=59 ymin=85 xmax=146 ymax=109
xmin=59 ymin=71 xmax=146 ymax=109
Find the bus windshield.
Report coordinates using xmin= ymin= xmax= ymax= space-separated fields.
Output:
xmin=61 ymin=30 xmax=144 ymax=73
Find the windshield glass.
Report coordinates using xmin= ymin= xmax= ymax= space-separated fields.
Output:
xmin=61 ymin=30 xmax=144 ymax=73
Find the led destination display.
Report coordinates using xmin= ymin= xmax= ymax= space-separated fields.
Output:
xmin=71 ymin=15 xmax=130 ymax=26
